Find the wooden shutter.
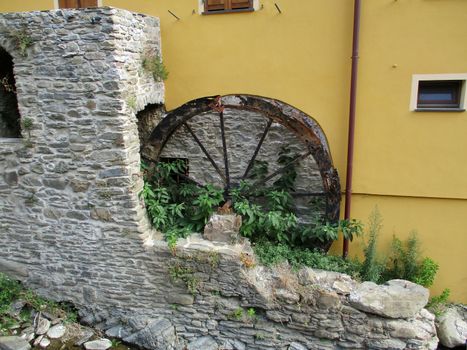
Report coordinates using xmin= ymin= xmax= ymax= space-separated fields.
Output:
xmin=59 ymin=0 xmax=98 ymax=8
xmin=230 ymin=0 xmax=252 ymax=9
xmin=206 ymin=0 xmax=226 ymax=11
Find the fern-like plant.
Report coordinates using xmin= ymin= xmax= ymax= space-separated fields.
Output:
xmin=142 ymin=52 xmax=169 ymax=82
xmin=360 ymin=207 xmax=386 ymax=283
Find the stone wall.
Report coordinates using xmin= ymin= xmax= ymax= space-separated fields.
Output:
xmin=0 ymin=5 xmax=162 ymax=311
xmin=0 ymin=8 xmax=438 ymax=350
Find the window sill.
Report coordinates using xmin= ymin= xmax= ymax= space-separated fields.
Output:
xmin=202 ymin=8 xmax=254 ymax=15
xmin=414 ymin=108 xmax=465 ymax=112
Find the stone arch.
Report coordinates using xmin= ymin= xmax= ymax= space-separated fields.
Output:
xmin=0 ymin=45 xmax=21 ymax=138
xmin=142 ymin=95 xmax=341 ymax=249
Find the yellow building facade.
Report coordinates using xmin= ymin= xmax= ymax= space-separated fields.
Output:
xmin=1 ymin=0 xmax=466 ymax=302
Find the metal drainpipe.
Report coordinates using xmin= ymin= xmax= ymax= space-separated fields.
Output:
xmin=343 ymin=0 xmax=362 ymax=258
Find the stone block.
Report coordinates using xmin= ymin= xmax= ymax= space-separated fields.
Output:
xmin=203 ymin=214 xmax=241 ymax=243
xmin=436 ymin=305 xmax=467 ymax=348
xmin=349 ymin=280 xmax=429 ymax=319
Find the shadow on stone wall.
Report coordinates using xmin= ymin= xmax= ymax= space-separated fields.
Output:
xmin=0 ymin=46 xmax=21 ymax=138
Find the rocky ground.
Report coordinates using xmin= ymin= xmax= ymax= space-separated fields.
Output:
xmin=0 ymin=300 xmax=137 ymax=350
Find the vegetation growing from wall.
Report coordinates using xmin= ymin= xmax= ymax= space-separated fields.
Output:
xmin=0 ymin=273 xmax=76 ymax=336
xmin=141 ymin=160 xmax=440 ymax=288
xmin=253 ymin=241 xmax=362 ymax=277
xmin=142 ymin=52 xmax=168 ymax=82
xmin=141 ymin=151 xmax=361 ymax=249
xmin=359 ymin=208 xmax=440 ymax=287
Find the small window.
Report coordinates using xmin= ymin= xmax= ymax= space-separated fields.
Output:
xmin=58 ymin=0 xmax=98 ymax=9
xmin=417 ymin=81 xmax=462 ymax=109
xmin=410 ymin=74 xmax=467 ymax=112
xmin=204 ymin=0 xmax=253 ymax=14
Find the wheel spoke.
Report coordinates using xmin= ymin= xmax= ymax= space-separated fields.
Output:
xmin=290 ymin=192 xmax=326 ymax=197
xmin=184 ymin=123 xmax=227 ymax=185
xmin=242 ymin=118 xmax=273 ymax=180
xmin=252 ymin=151 xmax=312 ymax=188
xmin=219 ymin=112 xmax=230 ymax=190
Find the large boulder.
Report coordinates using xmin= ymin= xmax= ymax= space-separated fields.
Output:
xmin=436 ymin=305 xmax=467 ymax=348
xmin=123 ymin=317 xmax=177 ymax=350
xmin=349 ymin=279 xmax=429 ymax=318
xmin=0 ymin=336 xmax=31 ymax=350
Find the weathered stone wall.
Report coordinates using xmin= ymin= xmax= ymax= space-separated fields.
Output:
xmin=0 ymin=5 xmax=162 ymax=311
xmin=0 ymin=8 xmax=438 ymax=350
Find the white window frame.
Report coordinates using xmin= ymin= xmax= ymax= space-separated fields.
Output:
xmin=54 ymin=0 xmax=103 ymax=9
xmin=410 ymin=73 xmax=467 ymax=112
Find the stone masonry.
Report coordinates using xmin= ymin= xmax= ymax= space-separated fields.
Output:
xmin=0 ymin=8 xmax=438 ymax=350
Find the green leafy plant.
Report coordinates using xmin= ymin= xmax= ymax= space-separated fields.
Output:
xmin=142 ymin=52 xmax=169 ymax=81
xmin=12 ymin=29 xmax=33 ymax=57
xmin=21 ymin=117 xmax=33 ymax=130
xmin=360 ymin=207 xmax=386 ymax=283
xmin=127 ymin=96 xmax=137 ymax=111
xmin=228 ymin=308 xmax=244 ymax=321
xmin=110 ymin=339 xmax=122 ymax=348
xmin=426 ymin=288 xmax=450 ymax=317
xmin=140 ymin=160 xmax=223 ymax=247
xmin=255 ymin=333 xmax=265 ymax=340
xmin=253 ymin=241 xmax=362 ymax=277
xmin=0 ymin=273 xmax=77 ymax=336
xmin=383 ymin=232 xmax=439 ymax=287
xmin=168 ymin=264 xmax=199 ymax=296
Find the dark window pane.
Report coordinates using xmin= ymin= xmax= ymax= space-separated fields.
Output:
xmin=417 ymin=80 xmax=462 ymax=108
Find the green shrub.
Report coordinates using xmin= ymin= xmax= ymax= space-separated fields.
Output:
xmin=140 ymin=160 xmax=223 ymax=246
xmin=426 ymin=288 xmax=450 ymax=317
xmin=360 ymin=207 xmax=386 ymax=283
xmin=253 ymin=241 xmax=361 ymax=277
xmin=142 ymin=53 xmax=169 ymax=81
xmin=0 ymin=274 xmax=21 ymax=314
xmin=383 ymin=232 xmax=439 ymax=287
xmin=0 ymin=273 xmax=77 ymax=335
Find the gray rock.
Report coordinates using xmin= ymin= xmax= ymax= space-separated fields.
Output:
xmin=0 ymin=336 xmax=31 ymax=350
xmin=20 ymin=326 xmax=35 ymax=343
xmin=105 ymin=326 xmax=130 ymax=339
xmin=437 ymin=306 xmax=467 ymax=348
xmin=84 ymin=339 xmax=112 ymax=350
xmin=289 ymin=342 xmax=307 ymax=350
xmin=46 ymin=324 xmax=66 ymax=339
xmin=349 ymin=280 xmax=429 ymax=318
xmin=33 ymin=335 xmax=43 ymax=347
xmin=187 ymin=336 xmax=218 ymax=350
xmin=123 ymin=318 xmax=176 ymax=349
xmin=0 ymin=259 xmax=29 ymax=277
xmin=74 ymin=329 xmax=94 ymax=346
xmin=203 ymin=214 xmax=241 ymax=243
xmin=36 ymin=317 xmax=51 ymax=335
xmin=39 ymin=337 xmax=50 ymax=348
xmin=167 ymin=293 xmax=194 ymax=305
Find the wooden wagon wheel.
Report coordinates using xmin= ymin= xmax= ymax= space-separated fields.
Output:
xmin=142 ymin=95 xmax=341 ymax=250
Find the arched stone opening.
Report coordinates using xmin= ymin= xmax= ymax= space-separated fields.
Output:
xmin=0 ymin=46 xmax=21 ymax=138
xmin=142 ymin=95 xmax=341 ymax=250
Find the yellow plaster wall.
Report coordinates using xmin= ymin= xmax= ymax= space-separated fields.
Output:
xmin=355 ymin=0 xmax=467 ymax=200
xmin=0 ymin=0 xmax=53 ymax=12
xmin=329 ymin=195 xmax=467 ymax=303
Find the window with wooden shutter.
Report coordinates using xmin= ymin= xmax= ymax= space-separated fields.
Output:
xmin=230 ymin=0 xmax=252 ymax=10
xmin=204 ymin=0 xmax=253 ymax=13
xmin=59 ymin=0 xmax=98 ymax=9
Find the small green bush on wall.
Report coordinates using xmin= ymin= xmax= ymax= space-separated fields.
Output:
xmin=142 ymin=51 xmax=169 ymax=82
